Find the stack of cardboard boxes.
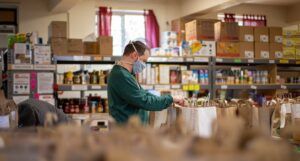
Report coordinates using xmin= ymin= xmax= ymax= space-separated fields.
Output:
xmin=239 ymin=26 xmax=254 ymax=58
xmin=49 ymin=21 xmax=68 ymax=55
xmin=184 ymin=19 xmax=218 ymax=57
xmin=283 ymin=30 xmax=300 ymax=59
xmin=181 ymin=18 xmax=284 ymax=59
xmin=254 ymin=27 xmax=283 ymax=59
xmin=49 ymin=21 xmax=112 ymax=56
xmin=215 ymin=22 xmax=240 ymax=58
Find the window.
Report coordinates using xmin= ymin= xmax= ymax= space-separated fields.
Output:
xmin=96 ymin=9 xmax=146 ymax=56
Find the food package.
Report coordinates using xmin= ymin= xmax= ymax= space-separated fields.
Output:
xmin=216 ymin=42 xmax=240 ymax=58
xmin=190 ymin=40 xmax=216 ymax=57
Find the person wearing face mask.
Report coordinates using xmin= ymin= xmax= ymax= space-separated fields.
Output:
xmin=107 ymin=41 xmax=184 ymax=124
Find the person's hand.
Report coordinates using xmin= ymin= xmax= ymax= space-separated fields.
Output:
xmin=172 ymin=96 xmax=184 ymax=106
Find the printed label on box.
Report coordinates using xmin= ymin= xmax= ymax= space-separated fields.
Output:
xmin=37 ymin=73 xmax=54 ymax=94
xmin=245 ymin=35 xmax=254 ymax=42
xmin=275 ymin=36 xmax=283 ymax=43
xmin=260 ymin=35 xmax=269 ymax=42
xmin=245 ymin=51 xmax=254 ymax=58
xmin=13 ymin=73 xmax=30 ymax=94
xmin=275 ymin=51 xmax=283 ymax=58
xmin=261 ymin=51 xmax=269 ymax=58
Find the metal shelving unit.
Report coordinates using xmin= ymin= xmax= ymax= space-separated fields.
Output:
xmin=53 ymin=55 xmax=300 ymax=100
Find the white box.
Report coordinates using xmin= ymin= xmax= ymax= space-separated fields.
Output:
xmin=14 ymin=43 xmax=32 ymax=64
xmin=34 ymin=45 xmax=51 ymax=64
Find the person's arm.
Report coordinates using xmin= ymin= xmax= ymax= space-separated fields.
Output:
xmin=112 ymin=74 xmax=173 ymax=111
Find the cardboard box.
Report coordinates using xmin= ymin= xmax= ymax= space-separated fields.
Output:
xmin=283 ymin=30 xmax=300 ymax=36
xmin=98 ymin=36 xmax=113 ymax=56
xmin=171 ymin=18 xmax=186 ymax=43
xmin=14 ymin=43 xmax=31 ymax=64
xmin=34 ymin=45 xmax=51 ymax=64
xmin=48 ymin=21 xmax=67 ymax=38
xmin=254 ymin=27 xmax=269 ymax=43
xmin=240 ymin=42 xmax=254 ymax=58
xmin=269 ymin=43 xmax=283 ymax=59
xmin=255 ymin=42 xmax=271 ymax=59
xmin=84 ymin=42 xmax=98 ymax=55
xmin=216 ymin=42 xmax=240 ymax=58
xmin=296 ymin=48 xmax=300 ymax=60
xmin=239 ymin=26 xmax=254 ymax=42
xmin=185 ymin=19 xmax=219 ymax=41
xmin=68 ymin=39 xmax=83 ymax=55
xmin=283 ymin=38 xmax=300 ymax=46
xmin=283 ymin=47 xmax=296 ymax=59
xmin=50 ymin=38 xmax=68 ymax=55
xmin=214 ymin=22 xmax=239 ymax=41
xmin=269 ymin=27 xmax=283 ymax=43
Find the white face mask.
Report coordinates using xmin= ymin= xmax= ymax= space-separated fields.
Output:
xmin=131 ymin=41 xmax=146 ymax=74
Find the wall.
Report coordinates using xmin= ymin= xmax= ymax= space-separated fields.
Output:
xmin=18 ymin=0 xmax=67 ymax=41
xmin=198 ymin=4 xmax=288 ymax=27
xmin=287 ymin=2 xmax=300 ymax=25
xmin=180 ymin=0 xmax=233 ymax=17
xmin=1 ymin=0 xmax=181 ymax=41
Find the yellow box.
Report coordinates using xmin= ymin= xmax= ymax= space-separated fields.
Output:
xmin=296 ymin=48 xmax=300 ymax=60
xmin=283 ymin=47 xmax=296 ymax=59
xmin=283 ymin=30 xmax=300 ymax=36
xmin=283 ymin=38 xmax=300 ymax=46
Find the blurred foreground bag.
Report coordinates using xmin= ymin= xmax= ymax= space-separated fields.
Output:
xmin=0 ymin=90 xmax=18 ymax=128
xmin=291 ymin=103 xmax=300 ymax=141
xmin=258 ymin=106 xmax=275 ymax=135
xmin=175 ymin=106 xmax=217 ymax=138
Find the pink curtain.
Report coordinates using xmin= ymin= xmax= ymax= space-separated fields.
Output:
xmin=145 ymin=10 xmax=160 ymax=48
xmin=99 ymin=7 xmax=112 ymax=36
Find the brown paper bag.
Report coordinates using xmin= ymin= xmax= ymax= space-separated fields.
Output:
xmin=217 ymin=106 xmax=237 ymax=119
xmin=258 ymin=107 xmax=275 ymax=135
xmin=291 ymin=103 xmax=300 ymax=141
xmin=237 ymin=102 xmax=253 ymax=128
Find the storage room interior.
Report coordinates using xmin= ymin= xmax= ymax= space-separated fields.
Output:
xmin=0 ymin=0 xmax=300 ymax=161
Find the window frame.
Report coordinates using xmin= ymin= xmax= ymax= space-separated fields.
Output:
xmin=95 ymin=9 xmax=145 ymax=55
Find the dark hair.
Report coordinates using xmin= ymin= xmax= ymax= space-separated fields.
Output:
xmin=123 ymin=41 xmax=150 ymax=56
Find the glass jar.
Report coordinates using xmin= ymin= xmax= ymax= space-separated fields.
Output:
xmin=99 ymin=71 xmax=105 ymax=85
xmin=73 ymin=74 xmax=81 ymax=84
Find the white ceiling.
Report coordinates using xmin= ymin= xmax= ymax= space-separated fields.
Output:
xmin=245 ymin=0 xmax=300 ymax=6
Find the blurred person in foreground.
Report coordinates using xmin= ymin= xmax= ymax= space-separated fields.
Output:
xmin=108 ymin=41 xmax=184 ymax=124
xmin=18 ymin=99 xmax=68 ymax=127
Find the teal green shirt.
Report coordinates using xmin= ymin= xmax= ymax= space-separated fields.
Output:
xmin=107 ymin=65 xmax=173 ymax=124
